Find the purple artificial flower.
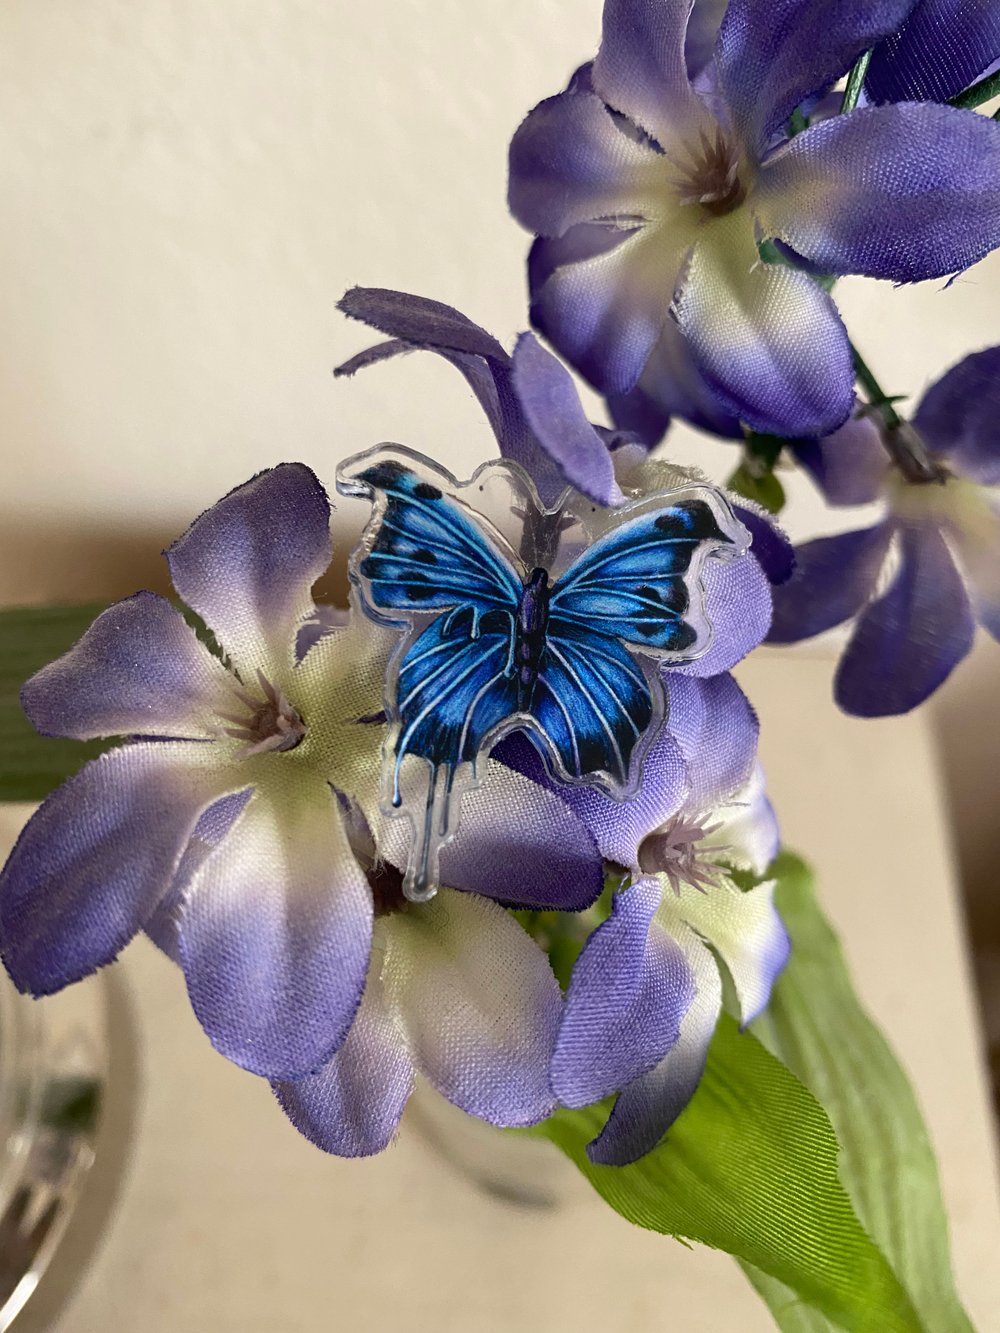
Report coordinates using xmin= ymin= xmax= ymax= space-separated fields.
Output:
xmin=865 ymin=0 xmax=1000 ymax=106
xmin=498 ymin=672 xmax=787 ymax=1165
xmin=769 ymin=347 xmax=1000 ymax=715
xmin=508 ymin=0 xmax=1000 ymax=437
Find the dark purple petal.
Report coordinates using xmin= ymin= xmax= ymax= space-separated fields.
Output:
xmin=792 ymin=414 xmax=890 ymax=506
xmin=662 ymin=673 xmax=758 ymax=811
xmin=685 ymin=0 xmax=728 ymax=78
xmin=715 ymin=0 xmax=921 ymax=154
xmin=552 ymin=878 xmax=694 ymax=1106
xmin=672 ymin=549 xmax=773 ymax=676
xmin=532 ymin=225 xmax=688 ymax=397
xmin=913 ymin=346 xmax=1000 ymax=484
xmin=732 ymin=503 xmax=795 ymax=585
xmin=494 ymin=726 xmax=689 ymax=871
xmin=508 ymin=92 xmax=664 ymax=239
xmin=758 ymin=104 xmax=1000 ymax=283
xmin=273 ymin=970 xmax=414 ymax=1157
xmin=836 ymin=522 xmax=975 ymax=715
xmin=674 ymin=220 xmax=855 ymax=436
xmin=529 ymin=223 xmax=632 ymax=293
xmin=178 ymin=786 xmax=373 ymax=1080
xmin=511 ymin=334 xmax=624 ymax=505
xmin=866 ymin=0 xmax=1000 ymax=105
xmin=440 ymin=768 xmax=604 ymax=912
xmin=21 ymin=592 xmax=235 ymax=742
xmin=385 ymin=889 xmax=560 ymax=1126
xmin=609 ymin=317 xmax=743 ymax=444
xmin=592 ymin=0 xmax=706 ymax=145
xmin=0 ymin=743 xmax=234 ymax=996
xmin=166 ymin=464 xmax=331 ymax=682
xmin=337 ymin=287 xmax=508 ymax=363
xmin=768 ymin=524 xmax=893 ymax=643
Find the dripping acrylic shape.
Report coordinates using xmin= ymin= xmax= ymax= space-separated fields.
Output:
xmin=337 ymin=445 xmax=748 ymax=901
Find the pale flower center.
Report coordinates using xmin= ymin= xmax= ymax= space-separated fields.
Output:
xmin=220 ymin=669 xmax=306 ymax=756
xmin=637 ymin=814 xmax=724 ymax=895
xmin=667 ymin=125 xmax=746 ymax=218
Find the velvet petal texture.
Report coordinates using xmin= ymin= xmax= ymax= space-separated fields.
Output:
xmin=552 ymin=876 xmax=694 ymax=1107
xmin=166 ymin=463 xmax=332 ymax=681
xmin=0 ymin=743 xmax=236 ymax=996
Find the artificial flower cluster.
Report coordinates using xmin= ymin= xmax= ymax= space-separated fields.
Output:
xmin=2 ymin=0 xmax=1000 ymax=1166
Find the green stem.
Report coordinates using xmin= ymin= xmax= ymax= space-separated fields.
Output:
xmin=950 ymin=67 xmax=1000 ymax=111
xmin=850 ymin=343 xmax=902 ymax=429
xmin=850 ymin=342 xmax=945 ymax=484
xmin=840 ymin=51 xmax=872 ymax=114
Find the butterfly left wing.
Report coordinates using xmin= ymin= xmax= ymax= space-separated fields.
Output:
xmin=548 ymin=497 xmax=741 ymax=654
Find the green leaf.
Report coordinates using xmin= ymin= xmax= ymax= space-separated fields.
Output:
xmin=743 ymin=853 xmax=975 ymax=1333
xmin=727 ymin=461 xmax=787 ymax=515
xmin=537 ymin=1014 xmax=921 ymax=1332
xmin=0 ymin=603 xmax=108 ymax=801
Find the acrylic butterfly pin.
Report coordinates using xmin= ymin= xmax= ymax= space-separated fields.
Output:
xmin=337 ymin=446 xmax=748 ymax=900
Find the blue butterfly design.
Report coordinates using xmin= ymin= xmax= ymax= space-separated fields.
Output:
xmin=338 ymin=449 xmax=745 ymax=900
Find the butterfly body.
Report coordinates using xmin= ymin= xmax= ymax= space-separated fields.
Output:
xmin=338 ymin=448 xmax=748 ymax=900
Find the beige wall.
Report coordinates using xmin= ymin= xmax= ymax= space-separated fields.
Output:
xmin=1 ymin=1 xmax=998 ymax=897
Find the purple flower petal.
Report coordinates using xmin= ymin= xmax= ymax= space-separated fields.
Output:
xmin=732 ymin=503 xmax=795 ymax=585
xmin=758 ymin=104 xmax=1000 ymax=283
xmin=768 ymin=524 xmax=893 ymax=643
xmin=948 ymin=495 xmax=1000 ymax=643
xmin=508 ymin=91 xmax=664 ymax=239
xmin=591 ymin=0 xmax=706 ymax=146
xmin=273 ymin=966 xmax=414 ymax=1157
xmin=913 ymin=346 xmax=1000 ymax=485
xmin=385 ymin=889 xmax=560 ymax=1126
xmin=588 ymin=919 xmax=721 ymax=1165
xmin=494 ymin=726 xmax=689 ymax=872
xmin=711 ymin=765 xmax=780 ymax=876
xmin=674 ymin=219 xmax=855 ymax=436
xmin=0 ymin=743 xmax=234 ymax=996
xmin=166 ymin=464 xmax=331 ymax=683
xmin=436 ymin=759 xmax=605 ymax=911
xmin=672 ymin=548 xmax=773 ymax=676
xmin=866 ymin=0 xmax=1000 ymax=105
xmin=609 ymin=317 xmax=744 ymax=444
xmin=178 ymin=785 xmax=373 ymax=1080
xmin=532 ymin=224 xmax=691 ymax=397
xmin=715 ymin=0 xmax=921 ymax=153
xmin=21 ymin=593 xmax=236 ymax=743
xmin=836 ymin=522 xmax=976 ymax=715
xmin=511 ymin=333 xmax=624 ymax=505
xmin=337 ymin=287 xmax=508 ymax=363
xmin=552 ymin=878 xmax=694 ymax=1107
xmin=685 ymin=0 xmax=728 ymax=79
xmin=662 ymin=673 xmax=758 ymax=812
xmin=792 ymin=414 xmax=890 ymax=506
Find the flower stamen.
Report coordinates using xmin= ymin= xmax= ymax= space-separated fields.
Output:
xmin=667 ymin=124 xmax=746 ymax=218
xmin=220 ymin=669 xmax=306 ymax=756
xmin=637 ymin=814 xmax=725 ymax=895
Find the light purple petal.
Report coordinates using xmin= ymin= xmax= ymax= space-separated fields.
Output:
xmin=671 ymin=549 xmax=772 ymax=676
xmin=21 ymin=593 xmax=236 ymax=743
xmin=709 ymin=765 xmax=780 ymax=877
xmin=508 ymin=91 xmax=664 ymax=239
xmin=609 ymin=317 xmax=743 ymax=444
xmin=732 ymin=503 xmax=795 ymax=586
xmin=532 ymin=224 xmax=691 ymax=397
xmin=337 ymin=287 xmax=508 ymax=363
xmin=866 ymin=0 xmax=1000 ymax=105
xmin=592 ymin=0 xmax=706 ymax=146
xmin=715 ymin=0 xmax=921 ymax=154
xmin=836 ymin=522 xmax=975 ymax=715
xmin=178 ymin=785 xmax=373 ymax=1080
xmin=768 ymin=524 xmax=893 ymax=643
xmin=511 ymin=333 xmax=624 ymax=505
xmin=166 ymin=464 xmax=331 ymax=683
xmin=674 ymin=219 xmax=855 ymax=436
xmin=792 ymin=413 xmax=890 ymax=506
xmin=494 ymin=726 xmax=689 ymax=872
xmin=685 ymin=0 xmax=728 ymax=78
xmin=385 ymin=889 xmax=560 ymax=1126
xmin=588 ymin=918 xmax=721 ymax=1165
xmin=273 ymin=966 xmax=414 ymax=1158
xmin=662 ymin=673 xmax=759 ymax=812
xmin=552 ymin=878 xmax=694 ymax=1107
xmin=913 ymin=346 xmax=1000 ymax=485
xmin=758 ymin=104 xmax=1000 ymax=283
xmin=436 ymin=759 xmax=605 ymax=911
xmin=948 ymin=496 xmax=1000 ymax=643
xmin=0 ymin=743 xmax=234 ymax=996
